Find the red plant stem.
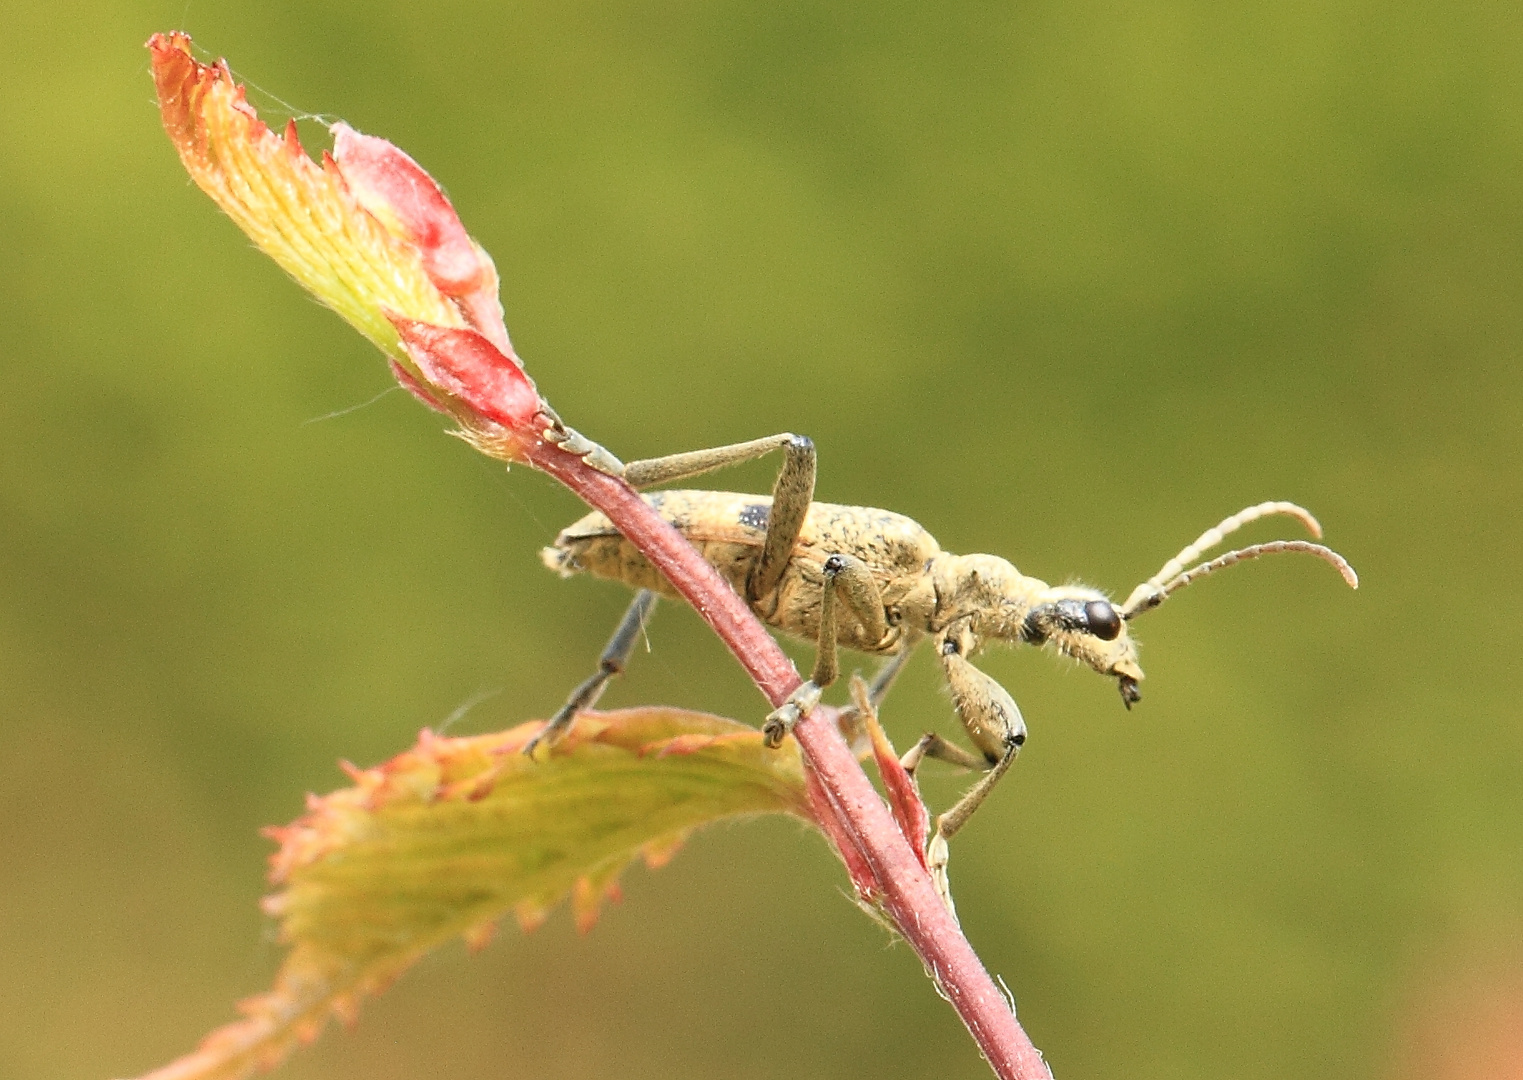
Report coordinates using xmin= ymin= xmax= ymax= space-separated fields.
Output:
xmin=527 ymin=438 xmax=1052 ymax=1080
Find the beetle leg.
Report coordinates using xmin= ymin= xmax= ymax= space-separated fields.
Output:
xmin=918 ymin=626 xmax=1028 ymax=838
xmin=616 ymin=433 xmax=817 ymax=603
xmin=920 ymin=730 xmax=1024 ymax=904
xmin=762 ymin=553 xmax=884 ymax=747
xmin=621 ymin=432 xmax=812 ymax=490
xmin=525 ymin=589 xmax=657 ymax=759
xmin=900 ymin=732 xmax=988 ymax=776
xmin=936 ymin=626 xmax=1024 ymax=763
xmin=867 ymin=633 xmax=919 ymax=707
xmin=750 ymin=435 xmax=815 ymax=601
xmin=933 ymin=734 xmax=1023 ymax=844
xmin=835 ymin=640 xmax=920 ymax=752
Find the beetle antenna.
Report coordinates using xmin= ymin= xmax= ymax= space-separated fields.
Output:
xmin=1121 ymin=540 xmax=1358 ymax=619
xmin=1120 ymin=501 xmax=1323 ymax=615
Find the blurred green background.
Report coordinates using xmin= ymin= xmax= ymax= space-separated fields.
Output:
xmin=2 ymin=2 xmax=1519 ymax=1078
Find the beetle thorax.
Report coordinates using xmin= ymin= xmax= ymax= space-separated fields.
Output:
xmin=929 ymin=553 xmax=1046 ymax=641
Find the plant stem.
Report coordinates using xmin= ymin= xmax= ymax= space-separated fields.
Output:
xmin=527 ymin=438 xmax=1053 ymax=1080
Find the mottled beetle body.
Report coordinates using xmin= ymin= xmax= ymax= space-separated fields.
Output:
xmin=546 ymin=491 xmax=940 ymax=655
xmin=533 ymin=432 xmax=1356 ymax=851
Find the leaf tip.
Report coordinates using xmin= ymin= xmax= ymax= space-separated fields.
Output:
xmin=514 ymin=899 xmax=550 ymax=935
xmin=463 ymin=919 xmax=499 ymax=953
xmin=640 ymin=831 xmax=689 ymax=870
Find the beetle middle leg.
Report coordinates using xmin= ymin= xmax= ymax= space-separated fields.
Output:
xmin=866 ymin=635 xmax=917 ymax=707
xmin=524 ymin=589 xmax=657 ymax=759
xmin=762 ymin=552 xmax=887 ymax=747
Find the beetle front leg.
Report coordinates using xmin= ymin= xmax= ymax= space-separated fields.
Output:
xmin=761 ymin=552 xmax=885 ymax=747
xmin=936 ymin=626 xmax=1024 ymax=763
xmin=900 ymin=732 xmax=989 ymax=776
xmin=925 ymin=626 xmax=1028 ymax=840
xmin=934 ymin=732 xmax=1023 ymax=843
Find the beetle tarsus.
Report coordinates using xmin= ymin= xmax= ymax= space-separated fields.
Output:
xmin=763 ymin=680 xmax=822 ymax=747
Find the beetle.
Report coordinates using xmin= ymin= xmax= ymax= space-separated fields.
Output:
xmin=531 ymin=432 xmax=1357 ymax=845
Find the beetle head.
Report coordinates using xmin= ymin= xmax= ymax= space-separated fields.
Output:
xmin=1018 ymin=585 xmax=1144 ymax=707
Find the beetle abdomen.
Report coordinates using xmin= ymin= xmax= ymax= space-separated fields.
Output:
xmin=542 ymin=490 xmax=766 ymax=601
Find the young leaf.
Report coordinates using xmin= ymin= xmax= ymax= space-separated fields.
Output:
xmin=126 ymin=709 xmax=811 ymax=1080
xmin=147 ymin=32 xmax=541 ymax=446
xmin=149 ymin=33 xmax=465 ymax=364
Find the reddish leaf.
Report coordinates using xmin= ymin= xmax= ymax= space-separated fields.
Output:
xmin=331 ymin=123 xmax=512 ymax=354
xmin=389 ymin=316 xmax=541 ymax=434
xmin=852 ymin=679 xmax=930 ymax=864
xmin=147 ymin=33 xmax=530 ymax=447
xmin=147 ymin=33 xmax=464 ymax=362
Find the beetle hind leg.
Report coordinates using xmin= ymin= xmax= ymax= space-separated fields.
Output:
xmin=750 ymin=435 xmax=815 ymax=601
xmin=617 ymin=433 xmax=818 ymax=604
xmin=622 ymin=433 xmax=812 ymax=491
xmin=525 ymin=589 xmax=657 ymax=759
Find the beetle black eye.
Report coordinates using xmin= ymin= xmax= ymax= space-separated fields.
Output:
xmin=1085 ymin=600 xmax=1121 ymax=641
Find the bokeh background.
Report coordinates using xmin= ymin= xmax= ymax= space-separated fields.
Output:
xmin=3 ymin=3 xmax=1520 ymax=1079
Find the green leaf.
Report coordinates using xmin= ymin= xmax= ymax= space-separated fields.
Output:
xmin=129 ymin=709 xmax=812 ymax=1080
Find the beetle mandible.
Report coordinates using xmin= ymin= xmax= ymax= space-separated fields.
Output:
xmin=532 ymin=433 xmax=1358 ymax=843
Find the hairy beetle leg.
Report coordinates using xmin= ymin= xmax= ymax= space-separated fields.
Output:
xmin=539 ymin=410 xmax=627 ymax=478
xmin=865 ymin=639 xmax=917 ymax=707
xmin=835 ymin=643 xmax=920 ymax=750
xmin=913 ymin=729 xmax=1027 ymax=916
xmin=897 ymin=629 xmax=1030 ymax=848
xmin=621 ymin=432 xmax=809 ymax=490
xmin=900 ymin=732 xmax=989 ymax=775
xmin=934 ymin=731 xmax=1024 ymax=843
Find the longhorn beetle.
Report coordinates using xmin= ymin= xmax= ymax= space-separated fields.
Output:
xmin=533 ymin=432 xmax=1358 ymax=847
